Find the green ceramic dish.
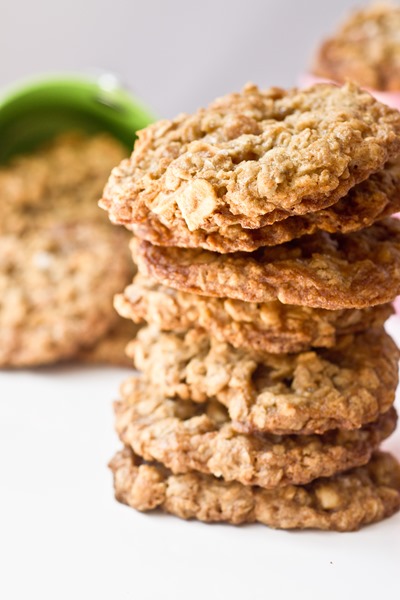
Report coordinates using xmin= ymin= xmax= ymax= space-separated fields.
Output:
xmin=0 ymin=74 xmax=155 ymax=163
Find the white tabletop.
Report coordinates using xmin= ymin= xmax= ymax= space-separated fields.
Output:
xmin=1 ymin=317 xmax=399 ymax=600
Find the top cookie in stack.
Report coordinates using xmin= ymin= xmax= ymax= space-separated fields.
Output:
xmin=101 ymin=82 xmax=400 ymax=253
xmin=102 ymin=82 xmax=400 ymax=531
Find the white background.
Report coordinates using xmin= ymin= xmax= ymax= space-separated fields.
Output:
xmin=1 ymin=0 xmax=378 ymax=117
xmin=1 ymin=1 xmax=400 ymax=599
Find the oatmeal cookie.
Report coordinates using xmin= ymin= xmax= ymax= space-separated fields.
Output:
xmin=115 ymin=274 xmax=393 ymax=353
xmin=0 ymin=221 xmax=131 ymax=367
xmin=1 ymin=132 xmax=127 ymax=234
xmin=110 ymin=448 xmax=400 ymax=531
xmin=129 ymin=327 xmax=399 ymax=435
xmin=312 ymin=4 xmax=400 ymax=91
xmin=129 ymin=158 xmax=400 ymax=252
xmin=101 ymin=83 xmax=400 ymax=236
xmin=133 ymin=219 xmax=400 ymax=309
xmin=0 ymin=132 xmax=133 ymax=367
xmin=115 ymin=376 xmax=397 ymax=488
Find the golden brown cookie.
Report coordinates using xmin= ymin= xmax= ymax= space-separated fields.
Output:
xmin=115 ymin=274 xmax=393 ymax=354
xmin=110 ymin=448 xmax=400 ymax=531
xmin=101 ymin=83 xmax=400 ymax=238
xmin=312 ymin=4 xmax=400 ymax=91
xmin=129 ymin=327 xmax=399 ymax=435
xmin=133 ymin=219 xmax=400 ymax=309
xmin=115 ymin=376 xmax=397 ymax=489
xmin=129 ymin=158 xmax=400 ymax=252
xmin=1 ymin=132 xmax=127 ymax=235
xmin=0 ymin=221 xmax=131 ymax=367
xmin=0 ymin=132 xmax=133 ymax=367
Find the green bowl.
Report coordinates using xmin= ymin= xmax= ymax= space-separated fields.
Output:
xmin=0 ymin=74 xmax=155 ymax=163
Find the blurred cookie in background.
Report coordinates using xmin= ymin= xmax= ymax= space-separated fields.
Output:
xmin=0 ymin=133 xmax=135 ymax=368
xmin=311 ymin=4 xmax=400 ymax=91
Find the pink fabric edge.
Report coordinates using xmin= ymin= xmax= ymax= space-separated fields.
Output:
xmin=298 ymin=73 xmax=400 ymax=110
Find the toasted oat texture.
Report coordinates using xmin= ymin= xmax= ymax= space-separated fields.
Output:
xmin=101 ymin=83 xmax=400 ymax=237
xmin=0 ymin=221 xmax=131 ymax=367
xmin=116 ymin=274 xmax=393 ymax=353
xmin=115 ymin=376 xmax=397 ymax=488
xmin=0 ymin=132 xmax=133 ymax=367
xmin=133 ymin=219 xmax=400 ymax=309
xmin=110 ymin=448 xmax=400 ymax=531
xmin=1 ymin=132 xmax=127 ymax=235
xmin=312 ymin=5 xmax=400 ymax=91
xmin=129 ymin=327 xmax=399 ymax=435
xmin=77 ymin=320 xmax=140 ymax=367
xmin=129 ymin=159 xmax=400 ymax=252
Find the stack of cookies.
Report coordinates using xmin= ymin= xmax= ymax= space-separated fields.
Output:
xmin=101 ymin=82 xmax=400 ymax=531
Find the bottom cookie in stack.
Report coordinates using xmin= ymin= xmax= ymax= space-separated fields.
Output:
xmin=110 ymin=448 xmax=400 ymax=532
xmin=109 ymin=384 xmax=400 ymax=533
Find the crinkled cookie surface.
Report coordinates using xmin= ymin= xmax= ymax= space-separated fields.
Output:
xmin=129 ymin=327 xmax=399 ymax=435
xmin=110 ymin=449 xmax=400 ymax=531
xmin=129 ymin=158 xmax=400 ymax=252
xmin=115 ymin=376 xmax=397 ymax=488
xmin=133 ymin=219 xmax=400 ymax=309
xmin=115 ymin=274 xmax=393 ymax=353
xmin=101 ymin=83 xmax=400 ymax=238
